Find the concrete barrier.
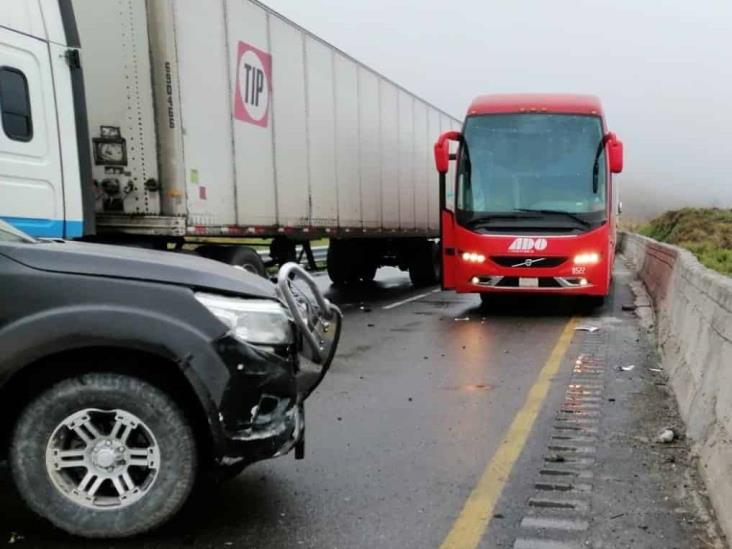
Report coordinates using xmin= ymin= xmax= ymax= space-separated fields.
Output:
xmin=620 ymin=232 xmax=732 ymax=540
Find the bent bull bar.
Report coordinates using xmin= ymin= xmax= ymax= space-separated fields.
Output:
xmin=278 ymin=262 xmax=342 ymax=401
xmin=276 ymin=263 xmax=342 ymax=458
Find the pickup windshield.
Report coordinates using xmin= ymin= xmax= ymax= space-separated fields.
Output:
xmin=0 ymin=220 xmax=35 ymax=243
xmin=456 ymin=113 xmax=607 ymax=229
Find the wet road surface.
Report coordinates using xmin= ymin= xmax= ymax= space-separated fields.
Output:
xmin=0 ymin=267 xmax=722 ymax=548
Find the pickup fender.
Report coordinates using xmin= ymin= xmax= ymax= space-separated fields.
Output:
xmin=0 ymin=304 xmax=229 ymax=450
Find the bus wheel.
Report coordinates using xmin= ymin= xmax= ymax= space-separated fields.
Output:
xmin=479 ymin=293 xmax=494 ymax=309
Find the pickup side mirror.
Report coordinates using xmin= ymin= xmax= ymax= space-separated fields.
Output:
xmin=607 ymin=133 xmax=624 ymax=174
xmin=434 ymin=130 xmax=461 ymax=174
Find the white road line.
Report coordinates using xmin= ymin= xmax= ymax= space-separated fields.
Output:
xmin=382 ymin=288 xmax=440 ymax=310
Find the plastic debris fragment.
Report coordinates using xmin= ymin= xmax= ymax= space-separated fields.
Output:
xmin=657 ymin=428 xmax=677 ymax=443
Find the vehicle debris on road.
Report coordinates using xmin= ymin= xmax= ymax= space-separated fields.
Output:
xmin=657 ymin=428 xmax=678 ymax=443
xmin=575 ymin=326 xmax=600 ymax=333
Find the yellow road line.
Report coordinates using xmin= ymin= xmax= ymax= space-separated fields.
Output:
xmin=439 ymin=317 xmax=578 ymax=549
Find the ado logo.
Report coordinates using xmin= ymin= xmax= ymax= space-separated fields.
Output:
xmin=508 ymin=237 xmax=548 ymax=252
xmin=234 ymin=41 xmax=272 ymax=127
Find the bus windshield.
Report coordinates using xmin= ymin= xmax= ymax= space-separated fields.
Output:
xmin=457 ymin=113 xmax=607 ymax=228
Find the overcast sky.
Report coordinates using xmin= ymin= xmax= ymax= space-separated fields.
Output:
xmin=262 ymin=0 xmax=732 ymax=218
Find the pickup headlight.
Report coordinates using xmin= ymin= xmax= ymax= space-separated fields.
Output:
xmin=195 ymin=293 xmax=293 ymax=345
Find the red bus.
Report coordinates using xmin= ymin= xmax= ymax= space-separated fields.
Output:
xmin=434 ymin=94 xmax=624 ymax=307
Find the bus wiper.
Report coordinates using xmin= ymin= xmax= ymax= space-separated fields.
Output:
xmin=514 ymin=209 xmax=591 ymax=228
xmin=466 ymin=213 xmax=539 ymax=228
xmin=592 ymin=134 xmax=611 ymax=194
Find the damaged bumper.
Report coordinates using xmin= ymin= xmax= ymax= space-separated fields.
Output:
xmin=214 ymin=263 xmax=341 ymax=466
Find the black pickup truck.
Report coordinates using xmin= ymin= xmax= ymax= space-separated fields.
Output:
xmin=0 ymin=220 xmax=341 ymax=538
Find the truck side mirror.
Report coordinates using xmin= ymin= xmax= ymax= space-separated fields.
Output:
xmin=434 ymin=131 xmax=461 ymax=174
xmin=608 ymin=133 xmax=624 ymax=174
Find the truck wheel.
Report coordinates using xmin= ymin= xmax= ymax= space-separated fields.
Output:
xmin=409 ymin=241 xmax=439 ymax=286
xmin=327 ymin=241 xmax=356 ymax=285
xmin=10 ymin=373 xmax=197 ymax=538
xmin=360 ymin=263 xmax=378 ymax=282
xmin=206 ymin=246 xmax=267 ymax=278
xmin=270 ymin=237 xmax=297 ymax=266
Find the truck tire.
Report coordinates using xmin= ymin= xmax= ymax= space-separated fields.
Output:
xmin=327 ymin=241 xmax=357 ymax=285
xmin=202 ymin=245 xmax=267 ymax=277
xmin=10 ymin=373 xmax=197 ymax=538
xmin=270 ymin=237 xmax=297 ymax=266
xmin=409 ymin=241 xmax=440 ymax=286
xmin=360 ymin=263 xmax=378 ymax=282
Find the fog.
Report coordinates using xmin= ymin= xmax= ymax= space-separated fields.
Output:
xmin=262 ymin=0 xmax=732 ymax=221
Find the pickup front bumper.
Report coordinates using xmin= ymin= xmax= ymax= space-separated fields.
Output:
xmin=214 ymin=263 xmax=342 ymax=467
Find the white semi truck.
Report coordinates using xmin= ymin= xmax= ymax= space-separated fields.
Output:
xmin=0 ymin=0 xmax=460 ymax=284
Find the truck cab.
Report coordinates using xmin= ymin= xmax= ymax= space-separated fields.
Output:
xmin=0 ymin=0 xmax=92 ymax=239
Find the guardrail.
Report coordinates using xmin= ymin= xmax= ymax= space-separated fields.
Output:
xmin=619 ymin=231 xmax=732 ymax=541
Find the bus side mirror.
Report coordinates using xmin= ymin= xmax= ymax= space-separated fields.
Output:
xmin=434 ymin=131 xmax=461 ymax=174
xmin=608 ymin=134 xmax=624 ymax=174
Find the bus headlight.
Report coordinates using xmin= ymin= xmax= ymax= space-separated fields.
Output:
xmin=574 ymin=252 xmax=600 ymax=266
xmin=462 ymin=252 xmax=486 ymax=263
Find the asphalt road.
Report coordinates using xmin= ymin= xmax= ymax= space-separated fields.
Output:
xmin=0 ymin=266 xmax=722 ymax=548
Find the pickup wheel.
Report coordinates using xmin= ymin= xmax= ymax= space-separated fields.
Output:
xmin=9 ymin=373 xmax=197 ymax=538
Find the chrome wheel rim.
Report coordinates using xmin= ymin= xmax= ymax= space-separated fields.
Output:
xmin=45 ymin=409 xmax=160 ymax=510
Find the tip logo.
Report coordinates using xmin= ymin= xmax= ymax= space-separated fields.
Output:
xmin=508 ymin=237 xmax=548 ymax=252
xmin=234 ymin=42 xmax=272 ymax=128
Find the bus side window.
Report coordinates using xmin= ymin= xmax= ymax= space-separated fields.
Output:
xmin=0 ymin=67 xmax=33 ymax=142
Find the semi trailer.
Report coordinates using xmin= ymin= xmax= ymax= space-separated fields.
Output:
xmin=434 ymin=94 xmax=624 ymax=306
xmin=0 ymin=0 xmax=461 ymax=283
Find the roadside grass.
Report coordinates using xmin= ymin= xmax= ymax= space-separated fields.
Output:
xmin=639 ymin=208 xmax=732 ymax=276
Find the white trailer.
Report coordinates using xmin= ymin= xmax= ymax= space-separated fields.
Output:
xmin=0 ymin=0 xmax=460 ymax=284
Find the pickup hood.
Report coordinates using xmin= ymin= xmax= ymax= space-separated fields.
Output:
xmin=0 ymin=241 xmax=277 ymax=299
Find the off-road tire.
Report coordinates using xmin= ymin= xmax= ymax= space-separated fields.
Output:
xmin=10 ymin=373 xmax=197 ymax=538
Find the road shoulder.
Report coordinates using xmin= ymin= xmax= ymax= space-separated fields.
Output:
xmin=483 ymin=265 xmax=726 ymax=548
